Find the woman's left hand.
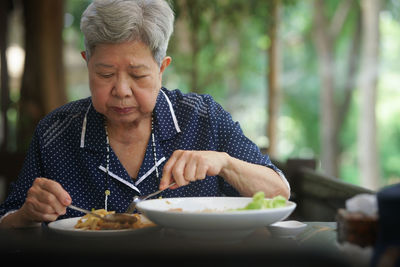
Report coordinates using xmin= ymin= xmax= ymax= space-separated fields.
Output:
xmin=159 ymin=150 xmax=228 ymax=190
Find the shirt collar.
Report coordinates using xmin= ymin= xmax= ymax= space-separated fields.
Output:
xmin=153 ymin=87 xmax=181 ymax=141
xmin=80 ymin=99 xmax=107 ymax=153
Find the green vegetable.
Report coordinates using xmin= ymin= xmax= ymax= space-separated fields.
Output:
xmin=237 ymin=192 xmax=287 ymax=210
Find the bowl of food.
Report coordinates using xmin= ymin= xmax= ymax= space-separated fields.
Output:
xmin=136 ymin=192 xmax=296 ymax=241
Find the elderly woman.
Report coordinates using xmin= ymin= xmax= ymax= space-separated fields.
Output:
xmin=0 ymin=0 xmax=289 ymax=228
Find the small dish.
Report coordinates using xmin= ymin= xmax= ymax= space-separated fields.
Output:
xmin=267 ymin=220 xmax=307 ymax=237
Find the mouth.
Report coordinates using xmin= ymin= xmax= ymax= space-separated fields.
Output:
xmin=112 ymin=107 xmax=135 ymax=115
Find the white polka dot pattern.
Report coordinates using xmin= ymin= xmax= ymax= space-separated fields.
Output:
xmin=0 ymin=88 xmax=286 ymax=219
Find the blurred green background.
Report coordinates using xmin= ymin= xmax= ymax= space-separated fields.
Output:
xmin=2 ymin=0 xmax=400 ymax=193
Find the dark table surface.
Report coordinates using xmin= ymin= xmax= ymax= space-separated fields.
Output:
xmin=0 ymin=221 xmax=371 ymax=267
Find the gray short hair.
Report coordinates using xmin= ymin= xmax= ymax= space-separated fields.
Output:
xmin=80 ymin=0 xmax=174 ymax=66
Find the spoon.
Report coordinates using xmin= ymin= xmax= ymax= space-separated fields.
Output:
xmin=126 ymin=182 xmax=176 ymax=213
xmin=68 ymin=204 xmax=138 ymax=224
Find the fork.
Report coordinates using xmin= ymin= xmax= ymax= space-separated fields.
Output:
xmin=126 ymin=182 xmax=176 ymax=213
xmin=68 ymin=204 xmax=138 ymax=224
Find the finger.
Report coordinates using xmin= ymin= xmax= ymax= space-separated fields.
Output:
xmin=171 ymin=152 xmax=190 ymax=187
xmin=160 ymin=153 xmax=178 ymax=190
xmin=40 ymin=213 xmax=59 ymax=222
xmin=36 ymin=192 xmax=67 ymax=215
xmin=23 ymin=197 xmax=60 ymax=222
xmin=27 ymin=206 xmax=59 ymax=222
xmin=191 ymin=152 xmax=208 ymax=180
xmin=26 ymin=185 xmax=66 ymax=216
xmin=26 ymin=191 xmax=55 ymax=215
xmin=35 ymin=178 xmax=72 ymax=206
xmin=184 ymin=153 xmax=197 ymax=182
xmin=32 ymin=178 xmax=71 ymax=215
xmin=195 ymin=160 xmax=208 ymax=180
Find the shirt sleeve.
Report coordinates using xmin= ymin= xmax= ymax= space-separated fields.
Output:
xmin=207 ymin=96 xmax=290 ymax=194
xmin=0 ymin=126 xmax=43 ymax=217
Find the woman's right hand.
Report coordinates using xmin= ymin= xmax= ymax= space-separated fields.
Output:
xmin=2 ymin=177 xmax=72 ymax=228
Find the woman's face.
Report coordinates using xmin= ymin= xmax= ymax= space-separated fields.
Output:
xmin=85 ymin=40 xmax=170 ymax=126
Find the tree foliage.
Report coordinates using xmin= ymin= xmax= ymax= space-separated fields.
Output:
xmin=61 ymin=0 xmax=400 ymax=188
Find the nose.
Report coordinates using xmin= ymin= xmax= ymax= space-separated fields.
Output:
xmin=112 ymin=74 xmax=133 ymax=98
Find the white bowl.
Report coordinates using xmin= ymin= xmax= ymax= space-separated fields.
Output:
xmin=267 ymin=220 xmax=307 ymax=237
xmin=136 ymin=197 xmax=296 ymax=241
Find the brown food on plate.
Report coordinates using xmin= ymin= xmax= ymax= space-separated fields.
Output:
xmin=74 ymin=209 xmax=155 ymax=230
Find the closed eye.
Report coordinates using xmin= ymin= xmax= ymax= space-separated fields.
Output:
xmin=130 ymin=74 xmax=148 ymax=79
xmin=97 ymin=73 xmax=114 ymax=78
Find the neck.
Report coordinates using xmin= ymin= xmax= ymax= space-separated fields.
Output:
xmin=105 ymin=116 xmax=152 ymax=145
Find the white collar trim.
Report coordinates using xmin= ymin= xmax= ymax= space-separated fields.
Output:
xmin=161 ymin=90 xmax=181 ymax=133
xmin=98 ymin=165 xmax=141 ymax=193
xmin=80 ymin=103 xmax=92 ymax=148
xmin=135 ymin=157 xmax=166 ymax=186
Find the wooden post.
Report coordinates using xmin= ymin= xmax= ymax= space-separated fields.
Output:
xmin=266 ymin=0 xmax=282 ymax=158
xmin=0 ymin=0 xmax=10 ymax=152
xmin=18 ymin=0 xmax=66 ymax=151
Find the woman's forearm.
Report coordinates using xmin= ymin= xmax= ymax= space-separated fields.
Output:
xmin=220 ymin=154 xmax=290 ymax=199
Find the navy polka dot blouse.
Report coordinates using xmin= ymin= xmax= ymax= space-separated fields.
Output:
xmin=0 ymin=88 xmax=288 ymax=219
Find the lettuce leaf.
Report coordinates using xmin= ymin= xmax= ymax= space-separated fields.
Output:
xmin=237 ymin=192 xmax=287 ymax=210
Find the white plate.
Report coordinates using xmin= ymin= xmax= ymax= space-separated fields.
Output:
xmin=47 ymin=216 xmax=156 ymax=236
xmin=267 ymin=220 xmax=307 ymax=237
xmin=136 ymin=197 xmax=296 ymax=241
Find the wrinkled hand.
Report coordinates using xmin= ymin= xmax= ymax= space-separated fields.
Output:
xmin=160 ymin=150 xmax=228 ymax=190
xmin=19 ymin=177 xmax=72 ymax=224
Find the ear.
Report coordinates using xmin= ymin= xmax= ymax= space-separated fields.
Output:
xmin=160 ymin=56 xmax=171 ymax=74
xmin=81 ymin=51 xmax=87 ymax=61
